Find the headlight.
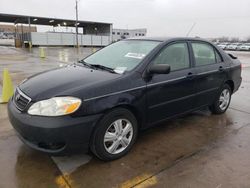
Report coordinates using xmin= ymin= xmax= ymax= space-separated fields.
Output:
xmin=28 ymin=97 xmax=82 ymax=116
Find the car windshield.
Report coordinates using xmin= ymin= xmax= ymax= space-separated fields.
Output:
xmin=82 ymin=40 xmax=161 ymax=74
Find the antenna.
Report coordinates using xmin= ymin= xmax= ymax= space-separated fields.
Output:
xmin=186 ymin=22 xmax=196 ymax=37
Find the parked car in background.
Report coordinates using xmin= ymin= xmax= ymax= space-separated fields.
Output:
xmin=8 ymin=37 xmax=242 ymax=161
xmin=217 ymin=42 xmax=229 ymax=50
xmin=227 ymin=43 xmax=242 ymax=51
xmin=0 ymin=33 xmax=8 ymax=39
xmin=238 ymin=43 xmax=250 ymax=51
xmin=236 ymin=44 xmax=244 ymax=51
xmin=213 ymin=41 xmax=219 ymax=45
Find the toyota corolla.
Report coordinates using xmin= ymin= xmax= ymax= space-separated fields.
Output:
xmin=8 ymin=37 xmax=242 ymax=161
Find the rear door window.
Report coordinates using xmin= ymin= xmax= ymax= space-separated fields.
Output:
xmin=192 ymin=42 xmax=217 ymax=66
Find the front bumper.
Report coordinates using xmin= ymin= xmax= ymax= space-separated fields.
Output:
xmin=8 ymin=99 xmax=102 ymax=155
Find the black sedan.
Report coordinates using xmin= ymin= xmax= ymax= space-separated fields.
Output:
xmin=8 ymin=37 xmax=242 ymax=161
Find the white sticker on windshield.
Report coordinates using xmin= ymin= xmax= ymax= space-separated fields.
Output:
xmin=125 ymin=53 xmax=146 ymax=59
xmin=114 ymin=67 xmax=127 ymax=74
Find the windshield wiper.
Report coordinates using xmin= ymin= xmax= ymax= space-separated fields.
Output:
xmin=77 ymin=60 xmax=117 ymax=73
xmin=90 ymin=64 xmax=117 ymax=73
xmin=77 ymin=60 xmax=93 ymax=68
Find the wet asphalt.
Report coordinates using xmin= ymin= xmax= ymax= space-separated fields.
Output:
xmin=0 ymin=47 xmax=250 ymax=188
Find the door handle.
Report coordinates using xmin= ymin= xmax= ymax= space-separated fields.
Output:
xmin=186 ymin=72 xmax=196 ymax=79
xmin=218 ymin=66 xmax=224 ymax=72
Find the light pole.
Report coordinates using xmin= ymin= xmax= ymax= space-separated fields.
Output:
xmin=94 ymin=27 xmax=98 ymax=35
xmin=75 ymin=0 xmax=79 ymax=47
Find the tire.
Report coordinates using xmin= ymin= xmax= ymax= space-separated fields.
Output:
xmin=210 ymin=84 xmax=232 ymax=114
xmin=90 ymin=108 xmax=138 ymax=161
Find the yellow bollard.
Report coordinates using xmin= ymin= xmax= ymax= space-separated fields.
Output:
xmin=92 ymin=47 xmax=96 ymax=53
xmin=39 ymin=47 xmax=45 ymax=58
xmin=0 ymin=68 xmax=14 ymax=103
xmin=29 ymin=42 xmax=32 ymax=49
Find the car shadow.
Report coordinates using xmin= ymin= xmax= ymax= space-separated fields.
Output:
xmin=14 ymin=108 xmax=233 ymax=188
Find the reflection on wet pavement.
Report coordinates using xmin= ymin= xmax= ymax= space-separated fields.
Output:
xmin=0 ymin=134 xmax=61 ymax=188
xmin=137 ymin=121 xmax=250 ymax=188
xmin=0 ymin=48 xmax=250 ymax=187
xmin=0 ymin=46 xmax=97 ymax=92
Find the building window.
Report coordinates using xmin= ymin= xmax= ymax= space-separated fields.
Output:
xmin=135 ymin=33 xmax=137 ymax=36
xmin=142 ymin=34 xmax=145 ymax=36
xmin=139 ymin=34 xmax=141 ymax=36
xmin=112 ymin=32 xmax=115 ymax=35
xmin=117 ymin=32 xmax=120 ymax=35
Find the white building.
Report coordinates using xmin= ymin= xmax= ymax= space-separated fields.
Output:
xmin=112 ymin=28 xmax=147 ymax=42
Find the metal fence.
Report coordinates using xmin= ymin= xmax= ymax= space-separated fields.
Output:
xmin=30 ymin=32 xmax=111 ymax=46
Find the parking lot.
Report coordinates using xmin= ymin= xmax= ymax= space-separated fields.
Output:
xmin=0 ymin=47 xmax=250 ymax=188
xmin=216 ymin=42 xmax=250 ymax=51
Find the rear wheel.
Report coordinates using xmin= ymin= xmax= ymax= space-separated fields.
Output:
xmin=90 ymin=108 xmax=138 ymax=161
xmin=210 ymin=84 xmax=231 ymax=114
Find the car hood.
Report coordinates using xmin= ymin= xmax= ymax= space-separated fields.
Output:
xmin=19 ymin=64 xmax=121 ymax=101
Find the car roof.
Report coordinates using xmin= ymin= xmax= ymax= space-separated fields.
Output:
xmin=126 ymin=36 xmax=212 ymax=43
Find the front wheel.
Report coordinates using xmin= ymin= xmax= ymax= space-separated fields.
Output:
xmin=90 ymin=108 xmax=138 ymax=161
xmin=210 ymin=84 xmax=232 ymax=114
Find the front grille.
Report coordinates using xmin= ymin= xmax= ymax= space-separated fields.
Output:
xmin=13 ymin=88 xmax=31 ymax=111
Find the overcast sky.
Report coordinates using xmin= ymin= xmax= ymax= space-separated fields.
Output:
xmin=1 ymin=0 xmax=250 ymax=39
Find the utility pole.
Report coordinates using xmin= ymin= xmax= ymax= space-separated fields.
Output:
xmin=75 ymin=0 xmax=79 ymax=47
xmin=28 ymin=17 xmax=31 ymax=42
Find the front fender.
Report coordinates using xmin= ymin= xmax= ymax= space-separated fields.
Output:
xmin=82 ymin=88 xmax=146 ymax=116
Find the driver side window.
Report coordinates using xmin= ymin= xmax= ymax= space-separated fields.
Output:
xmin=153 ymin=42 xmax=190 ymax=71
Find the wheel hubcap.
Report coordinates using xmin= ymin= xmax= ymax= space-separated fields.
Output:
xmin=104 ymin=119 xmax=133 ymax=154
xmin=219 ymin=89 xmax=230 ymax=111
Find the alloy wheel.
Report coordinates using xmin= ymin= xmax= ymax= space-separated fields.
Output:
xmin=104 ymin=119 xmax=133 ymax=154
xmin=219 ymin=88 xmax=230 ymax=111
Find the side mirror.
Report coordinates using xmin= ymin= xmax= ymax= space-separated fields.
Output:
xmin=148 ymin=64 xmax=171 ymax=75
